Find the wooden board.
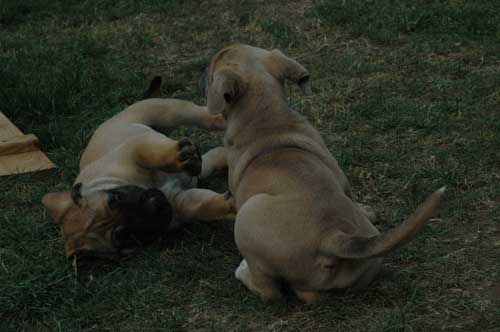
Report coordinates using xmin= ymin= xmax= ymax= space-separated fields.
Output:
xmin=0 ymin=134 xmax=40 ymax=156
xmin=0 ymin=112 xmax=55 ymax=176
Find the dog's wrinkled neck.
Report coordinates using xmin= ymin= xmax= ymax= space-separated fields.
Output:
xmin=225 ymin=94 xmax=300 ymax=146
xmin=79 ymin=176 xmax=136 ymax=197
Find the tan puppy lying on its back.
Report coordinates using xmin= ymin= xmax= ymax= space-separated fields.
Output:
xmin=204 ymin=44 xmax=445 ymax=303
xmin=43 ymin=79 xmax=234 ymax=260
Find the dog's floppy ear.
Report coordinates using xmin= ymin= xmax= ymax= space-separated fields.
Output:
xmin=42 ymin=192 xmax=74 ymax=224
xmin=71 ymin=182 xmax=83 ymax=206
xmin=207 ymin=69 xmax=243 ymax=115
xmin=267 ymin=49 xmax=312 ymax=95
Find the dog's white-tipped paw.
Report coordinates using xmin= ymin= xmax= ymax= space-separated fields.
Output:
xmin=235 ymin=259 xmax=248 ymax=280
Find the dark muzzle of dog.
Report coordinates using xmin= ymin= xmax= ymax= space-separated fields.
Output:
xmin=106 ymin=186 xmax=173 ymax=251
xmin=65 ymin=184 xmax=173 ymax=262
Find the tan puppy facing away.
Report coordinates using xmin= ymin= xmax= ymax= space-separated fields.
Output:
xmin=42 ymin=80 xmax=234 ymax=260
xmin=204 ymin=44 xmax=445 ymax=303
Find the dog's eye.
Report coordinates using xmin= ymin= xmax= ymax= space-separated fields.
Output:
xmin=108 ymin=192 xmax=123 ymax=208
xmin=111 ymin=225 xmax=138 ymax=249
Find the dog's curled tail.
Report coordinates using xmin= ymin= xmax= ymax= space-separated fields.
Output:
xmin=321 ymin=187 xmax=446 ymax=260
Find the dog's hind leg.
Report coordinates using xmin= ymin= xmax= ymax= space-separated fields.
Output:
xmin=356 ymin=203 xmax=377 ymax=223
xmin=130 ymin=133 xmax=202 ymax=176
xmin=200 ymin=147 xmax=226 ymax=179
xmin=235 ymin=259 xmax=283 ymax=301
xmin=128 ymin=99 xmax=225 ymax=131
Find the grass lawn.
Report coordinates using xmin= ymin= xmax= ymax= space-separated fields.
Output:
xmin=1 ymin=0 xmax=499 ymax=331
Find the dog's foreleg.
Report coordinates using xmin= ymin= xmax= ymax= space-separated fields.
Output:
xmin=200 ymin=147 xmax=227 ymax=179
xmin=294 ymin=290 xmax=321 ymax=304
xmin=356 ymin=203 xmax=377 ymax=223
xmin=173 ymin=189 xmax=235 ymax=222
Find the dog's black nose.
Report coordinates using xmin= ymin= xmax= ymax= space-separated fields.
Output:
xmin=142 ymin=188 xmax=164 ymax=199
xmin=141 ymin=188 xmax=168 ymax=209
xmin=140 ymin=189 xmax=172 ymax=227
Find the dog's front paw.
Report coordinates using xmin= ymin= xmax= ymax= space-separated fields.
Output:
xmin=177 ymin=138 xmax=202 ymax=176
xmin=208 ymin=114 xmax=226 ymax=131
